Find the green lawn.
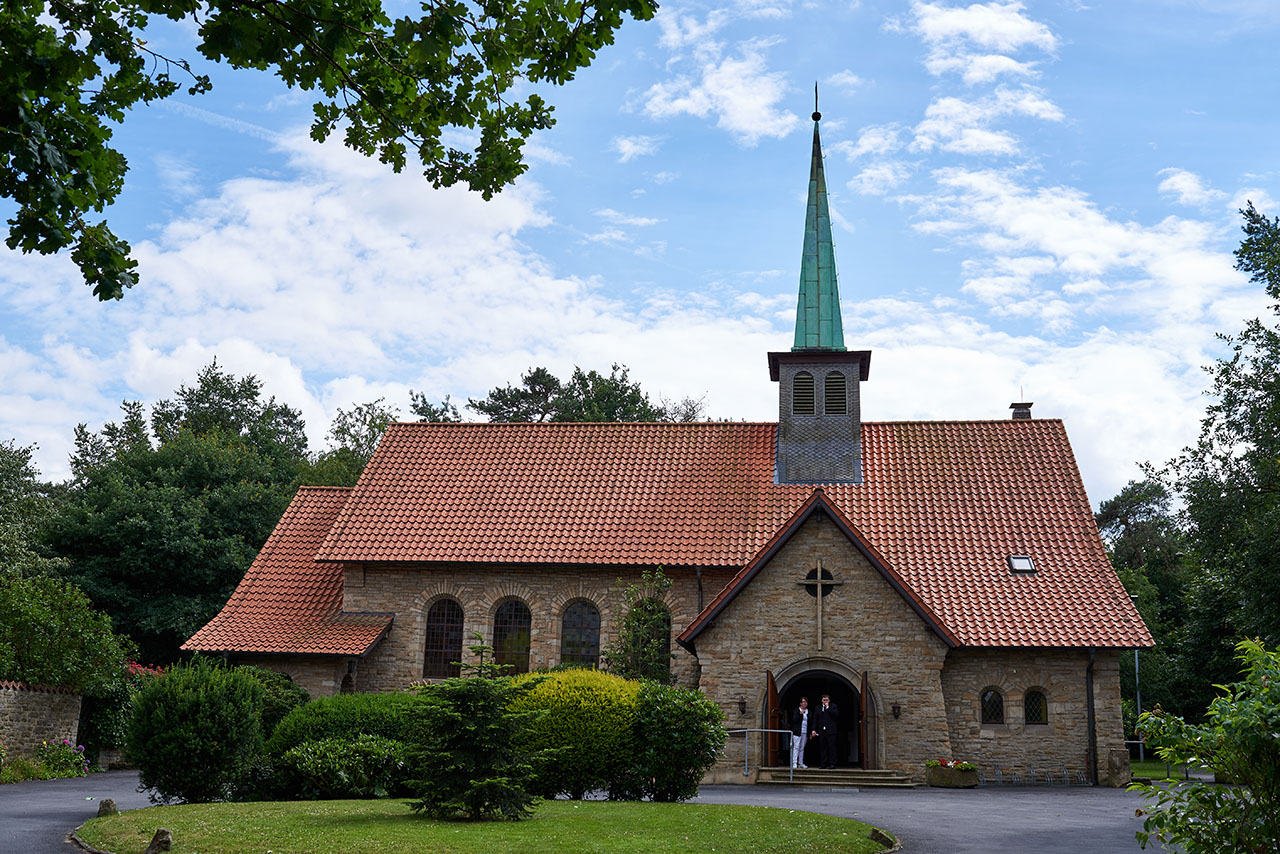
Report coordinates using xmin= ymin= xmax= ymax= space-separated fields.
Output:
xmin=1130 ymin=759 xmax=1198 ymax=781
xmin=78 ymin=799 xmax=893 ymax=854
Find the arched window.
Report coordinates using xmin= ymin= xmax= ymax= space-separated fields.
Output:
xmin=494 ymin=599 xmax=532 ymax=674
xmin=1024 ymin=689 xmax=1048 ymax=725
xmin=793 ymin=372 xmax=815 ymax=415
xmin=981 ymin=687 xmax=1004 ymax=724
xmin=423 ymin=598 xmax=464 ymax=679
xmin=561 ymin=601 xmax=601 ymax=668
xmin=824 ymin=372 xmax=847 ymax=415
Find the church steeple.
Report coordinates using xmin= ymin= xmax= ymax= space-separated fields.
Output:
xmin=767 ymin=90 xmax=870 ymax=486
xmin=793 ymin=91 xmax=846 ymax=352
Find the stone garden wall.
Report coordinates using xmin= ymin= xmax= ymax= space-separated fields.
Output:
xmin=0 ymin=681 xmax=82 ymax=758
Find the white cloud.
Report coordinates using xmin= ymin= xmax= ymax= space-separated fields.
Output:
xmin=848 ymin=161 xmax=913 ymax=195
xmin=655 ymin=6 xmax=732 ymax=49
xmin=1157 ymin=168 xmax=1226 ymax=207
xmin=911 ymin=1 xmax=1057 ymax=85
xmin=912 ymin=1 xmax=1057 ymax=53
xmin=826 ymin=69 xmax=863 ymax=93
xmin=911 ymin=87 xmax=1063 ymax=155
xmin=643 ymin=39 xmax=800 ymax=144
xmin=595 ymin=208 xmax=662 ymax=227
xmin=833 ymin=124 xmax=905 ymax=159
xmin=612 ymin=135 xmax=663 ymax=162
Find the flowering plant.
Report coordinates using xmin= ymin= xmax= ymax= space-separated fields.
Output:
xmin=926 ymin=758 xmax=977 ymax=771
xmin=36 ymin=739 xmax=89 ymax=777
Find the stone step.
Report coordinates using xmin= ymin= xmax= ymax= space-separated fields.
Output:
xmin=756 ymin=766 xmax=918 ymax=788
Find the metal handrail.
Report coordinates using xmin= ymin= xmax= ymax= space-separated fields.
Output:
xmin=725 ymin=728 xmax=796 ymax=782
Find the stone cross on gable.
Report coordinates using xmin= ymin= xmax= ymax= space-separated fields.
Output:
xmin=796 ymin=558 xmax=843 ymax=650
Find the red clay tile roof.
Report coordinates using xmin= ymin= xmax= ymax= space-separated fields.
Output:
xmin=183 ymin=487 xmax=391 ymax=656
xmin=311 ymin=420 xmax=1149 ymax=648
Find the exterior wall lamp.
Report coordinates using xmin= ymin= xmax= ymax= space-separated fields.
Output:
xmin=737 ymin=696 xmax=747 ymax=715
xmin=891 ymin=703 xmax=902 ymax=719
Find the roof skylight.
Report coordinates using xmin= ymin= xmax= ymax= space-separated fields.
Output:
xmin=1008 ymin=555 xmax=1036 ymax=573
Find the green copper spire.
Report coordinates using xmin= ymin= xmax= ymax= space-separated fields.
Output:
xmin=793 ymin=92 xmax=846 ymax=352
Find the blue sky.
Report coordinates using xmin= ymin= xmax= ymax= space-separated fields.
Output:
xmin=2 ymin=0 xmax=1278 ymax=506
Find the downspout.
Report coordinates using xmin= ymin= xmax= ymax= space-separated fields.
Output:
xmin=696 ymin=566 xmax=704 ymax=611
xmin=1086 ymin=647 xmax=1097 ymax=786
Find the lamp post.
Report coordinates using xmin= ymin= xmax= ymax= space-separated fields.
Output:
xmin=1130 ymin=594 xmax=1144 ymax=761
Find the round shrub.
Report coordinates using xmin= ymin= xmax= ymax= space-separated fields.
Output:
xmin=127 ymin=658 xmax=264 ymax=803
xmin=238 ymin=666 xmax=310 ymax=737
xmin=267 ymin=691 xmax=421 ymax=757
xmin=622 ymin=681 xmax=725 ymax=802
xmin=279 ymin=735 xmax=409 ymax=799
xmin=509 ymin=669 xmax=640 ymax=799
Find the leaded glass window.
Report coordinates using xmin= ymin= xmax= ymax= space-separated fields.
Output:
xmin=561 ymin=601 xmax=601 ymax=668
xmin=494 ymin=599 xmax=532 ymax=674
xmin=423 ymin=598 xmax=464 ymax=679
xmin=1024 ymin=689 xmax=1048 ymax=725
xmin=981 ymin=688 xmax=1004 ymax=724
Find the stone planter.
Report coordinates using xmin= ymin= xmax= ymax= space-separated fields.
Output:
xmin=926 ymin=766 xmax=979 ymax=788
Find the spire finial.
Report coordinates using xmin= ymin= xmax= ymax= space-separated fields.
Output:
xmin=812 ymin=81 xmax=821 ymax=122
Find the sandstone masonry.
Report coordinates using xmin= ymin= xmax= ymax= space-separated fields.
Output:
xmin=0 ymin=681 xmax=82 ymax=758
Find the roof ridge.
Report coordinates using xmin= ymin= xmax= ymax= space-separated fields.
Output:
xmin=380 ymin=419 xmax=1062 ymax=428
xmin=295 ymin=485 xmax=355 ymax=492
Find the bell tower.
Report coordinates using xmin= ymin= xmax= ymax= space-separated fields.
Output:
xmin=769 ymin=94 xmax=871 ymax=485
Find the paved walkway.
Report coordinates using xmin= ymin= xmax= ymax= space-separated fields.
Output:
xmin=1 ymin=771 xmax=1152 ymax=854
xmin=695 ymin=784 xmax=1150 ymax=853
xmin=0 ymin=770 xmax=153 ymax=854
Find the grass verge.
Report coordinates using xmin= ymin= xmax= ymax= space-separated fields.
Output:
xmin=1130 ymin=759 xmax=1199 ymax=781
xmin=78 ymin=799 xmax=893 ymax=854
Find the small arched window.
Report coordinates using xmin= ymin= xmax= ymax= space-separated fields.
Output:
xmin=981 ymin=687 xmax=1005 ymax=724
xmin=561 ymin=601 xmax=601 ymax=668
xmin=494 ymin=599 xmax=532 ymax=674
xmin=793 ymin=372 xmax=815 ymax=415
xmin=1024 ymin=689 xmax=1048 ymax=725
xmin=423 ymin=598 xmax=464 ymax=679
xmin=824 ymin=372 xmax=847 ymax=415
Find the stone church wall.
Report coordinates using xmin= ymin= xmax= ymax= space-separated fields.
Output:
xmin=338 ymin=562 xmax=732 ymax=694
xmin=940 ymin=647 xmax=1128 ymax=787
xmin=691 ymin=513 xmax=954 ymax=781
xmin=234 ymin=655 xmax=348 ymax=701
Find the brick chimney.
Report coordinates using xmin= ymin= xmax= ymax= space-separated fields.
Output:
xmin=1010 ymin=401 xmax=1034 ymax=420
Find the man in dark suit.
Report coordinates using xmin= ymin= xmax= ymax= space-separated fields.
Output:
xmin=788 ymin=696 xmax=811 ymax=769
xmin=811 ymin=692 xmax=840 ymax=768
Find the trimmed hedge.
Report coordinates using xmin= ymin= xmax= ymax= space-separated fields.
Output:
xmin=631 ymin=681 xmax=725 ymax=802
xmin=279 ymin=735 xmax=410 ymax=799
xmin=509 ymin=669 xmax=640 ymax=798
xmin=267 ymin=691 xmax=421 ymax=757
xmin=127 ymin=658 xmax=264 ymax=803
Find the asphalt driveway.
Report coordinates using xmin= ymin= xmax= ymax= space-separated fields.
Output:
xmin=1 ymin=771 xmax=1152 ymax=854
xmin=695 ymin=783 xmax=1150 ymax=853
xmin=0 ymin=770 xmax=154 ymax=854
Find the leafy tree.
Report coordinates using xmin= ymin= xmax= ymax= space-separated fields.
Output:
xmin=1133 ymin=640 xmax=1280 ymax=853
xmin=406 ymin=633 xmax=548 ymax=820
xmin=1095 ymin=479 xmax=1194 ymax=718
xmin=469 ymin=364 xmax=676 ymax=423
xmin=1154 ymin=203 xmax=1280 ymax=706
xmin=602 ymin=567 xmax=674 ymax=684
xmin=325 ymin=398 xmax=400 ymax=463
xmin=1 ymin=0 xmax=657 ymax=298
xmin=409 ymin=392 xmax=463 ymax=423
xmin=47 ymin=363 xmax=309 ymax=663
xmin=0 ymin=440 xmax=67 ymax=577
xmin=128 ymin=658 xmax=265 ymax=803
xmin=0 ymin=573 xmax=133 ymax=694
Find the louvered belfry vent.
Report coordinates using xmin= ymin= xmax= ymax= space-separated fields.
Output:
xmin=793 ymin=372 xmax=816 ymax=415
xmin=825 ymin=372 xmax=847 ymax=415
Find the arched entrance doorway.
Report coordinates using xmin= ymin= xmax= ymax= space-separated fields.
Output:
xmin=779 ymin=669 xmax=863 ymax=767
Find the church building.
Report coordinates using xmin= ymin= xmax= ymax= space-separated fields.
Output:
xmin=185 ymin=109 xmax=1151 ymax=787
